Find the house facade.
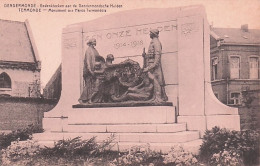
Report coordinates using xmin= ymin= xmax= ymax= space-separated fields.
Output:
xmin=0 ymin=19 xmax=41 ymax=98
xmin=210 ymin=25 xmax=260 ymax=106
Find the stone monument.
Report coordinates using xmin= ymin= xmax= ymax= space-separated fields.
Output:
xmin=34 ymin=5 xmax=240 ymax=153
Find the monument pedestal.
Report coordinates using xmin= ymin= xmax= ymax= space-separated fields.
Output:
xmin=69 ymin=104 xmax=175 ymax=124
xmin=35 ymin=104 xmax=202 ymax=153
xmin=35 ymin=106 xmax=202 ymax=154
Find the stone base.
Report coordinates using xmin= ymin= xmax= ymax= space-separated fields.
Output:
xmin=68 ymin=106 xmax=176 ymax=124
xmin=35 ymin=139 xmax=202 ymax=154
xmin=37 ymin=105 xmax=203 ymax=154
xmin=178 ymin=115 xmax=206 ymax=137
xmin=66 ymin=123 xmax=186 ymax=133
xmin=115 ymin=139 xmax=203 ymax=154
xmin=73 ymin=102 xmax=173 ymax=108
xmin=34 ymin=131 xmax=199 ymax=143
xmin=33 ymin=128 xmax=201 ymax=154
xmin=34 ymin=121 xmax=202 ymax=154
xmin=178 ymin=114 xmax=241 ymax=136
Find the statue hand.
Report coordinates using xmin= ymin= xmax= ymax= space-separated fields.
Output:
xmin=143 ymin=68 xmax=149 ymax=73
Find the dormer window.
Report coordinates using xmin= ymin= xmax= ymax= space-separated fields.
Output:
xmin=0 ymin=72 xmax=11 ymax=89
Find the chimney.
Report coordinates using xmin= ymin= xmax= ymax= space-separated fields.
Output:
xmin=241 ymin=24 xmax=248 ymax=32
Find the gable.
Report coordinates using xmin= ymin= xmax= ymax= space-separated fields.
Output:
xmin=0 ymin=19 xmax=35 ymax=63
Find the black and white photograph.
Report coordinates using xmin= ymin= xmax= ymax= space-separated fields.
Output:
xmin=0 ymin=0 xmax=259 ymax=165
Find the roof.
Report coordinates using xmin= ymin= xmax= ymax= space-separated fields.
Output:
xmin=0 ymin=19 xmax=39 ymax=63
xmin=211 ymin=27 xmax=260 ymax=45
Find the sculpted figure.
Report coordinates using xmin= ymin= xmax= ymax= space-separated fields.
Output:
xmin=142 ymin=29 xmax=168 ymax=102
xmin=78 ymin=38 xmax=105 ymax=104
xmin=105 ymin=54 xmax=114 ymax=66
xmin=111 ymin=29 xmax=168 ymax=103
xmin=78 ymin=30 xmax=168 ymax=104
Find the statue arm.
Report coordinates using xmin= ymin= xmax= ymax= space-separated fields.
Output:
xmin=83 ymin=56 xmax=87 ymax=78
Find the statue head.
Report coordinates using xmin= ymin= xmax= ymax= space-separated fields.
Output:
xmin=150 ymin=29 xmax=159 ymax=39
xmin=106 ymin=54 xmax=114 ymax=61
xmin=87 ymin=38 xmax=97 ymax=47
xmin=106 ymin=54 xmax=114 ymax=65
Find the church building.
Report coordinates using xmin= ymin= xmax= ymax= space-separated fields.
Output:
xmin=0 ymin=19 xmax=41 ymax=98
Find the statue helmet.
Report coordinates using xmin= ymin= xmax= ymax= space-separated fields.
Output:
xmin=150 ymin=29 xmax=159 ymax=36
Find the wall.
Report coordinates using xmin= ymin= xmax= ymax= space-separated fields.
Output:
xmin=239 ymin=106 xmax=260 ymax=132
xmin=0 ymin=68 xmax=40 ymax=97
xmin=0 ymin=97 xmax=57 ymax=131
xmin=210 ymin=42 xmax=260 ymax=105
xmin=211 ymin=80 xmax=227 ymax=104
xmin=238 ymin=90 xmax=260 ymax=131
xmin=212 ymin=79 xmax=260 ymax=105
xmin=222 ymin=45 xmax=259 ymax=79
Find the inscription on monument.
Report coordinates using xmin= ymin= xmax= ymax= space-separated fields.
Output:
xmin=85 ymin=24 xmax=177 ymax=41
xmin=63 ymin=38 xmax=77 ymax=49
xmin=181 ymin=22 xmax=199 ymax=36
xmin=83 ymin=20 xmax=178 ymax=61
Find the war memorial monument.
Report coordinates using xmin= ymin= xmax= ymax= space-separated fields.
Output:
xmin=34 ymin=5 xmax=240 ymax=153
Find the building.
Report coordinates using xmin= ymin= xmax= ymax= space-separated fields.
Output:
xmin=0 ymin=19 xmax=41 ymax=98
xmin=43 ymin=64 xmax=61 ymax=100
xmin=0 ymin=19 xmax=59 ymax=131
xmin=210 ymin=25 xmax=260 ymax=106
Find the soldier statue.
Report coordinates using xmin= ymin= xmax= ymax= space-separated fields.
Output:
xmin=142 ymin=29 xmax=168 ymax=102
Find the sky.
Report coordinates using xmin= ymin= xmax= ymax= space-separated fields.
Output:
xmin=0 ymin=0 xmax=260 ymax=88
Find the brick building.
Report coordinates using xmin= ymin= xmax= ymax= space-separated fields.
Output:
xmin=210 ymin=25 xmax=260 ymax=106
xmin=0 ymin=19 xmax=41 ymax=98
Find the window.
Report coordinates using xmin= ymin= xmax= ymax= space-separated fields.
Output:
xmin=212 ymin=58 xmax=218 ymax=80
xmin=0 ymin=72 xmax=11 ymax=88
xmin=230 ymin=92 xmax=241 ymax=105
xmin=230 ymin=56 xmax=240 ymax=79
xmin=249 ymin=57 xmax=259 ymax=79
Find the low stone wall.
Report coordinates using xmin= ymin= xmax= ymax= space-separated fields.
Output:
xmin=0 ymin=97 xmax=58 ymax=131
